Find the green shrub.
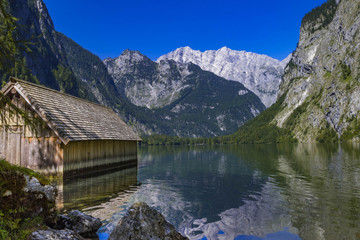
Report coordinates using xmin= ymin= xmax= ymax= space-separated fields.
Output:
xmin=0 ymin=160 xmax=52 ymax=240
xmin=316 ymin=122 xmax=339 ymax=143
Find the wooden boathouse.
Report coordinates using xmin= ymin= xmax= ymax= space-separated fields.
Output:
xmin=0 ymin=77 xmax=141 ymax=176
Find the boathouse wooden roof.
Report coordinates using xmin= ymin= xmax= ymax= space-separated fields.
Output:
xmin=1 ymin=77 xmax=141 ymax=144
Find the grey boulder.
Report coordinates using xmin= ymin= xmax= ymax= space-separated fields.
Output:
xmin=29 ymin=229 xmax=84 ymax=240
xmin=109 ymin=202 xmax=188 ymax=240
xmin=58 ymin=210 xmax=102 ymax=238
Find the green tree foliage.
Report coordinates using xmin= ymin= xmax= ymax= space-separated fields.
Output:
xmin=0 ymin=0 xmax=38 ymax=87
xmin=316 ymin=122 xmax=339 ymax=142
xmin=221 ymin=93 xmax=295 ymax=144
xmin=0 ymin=160 xmax=51 ymax=240
xmin=141 ymin=135 xmax=215 ymax=146
xmin=3 ymin=57 xmax=39 ymax=85
xmin=301 ymin=0 xmax=338 ymax=33
xmin=0 ymin=0 xmax=37 ymax=129
xmin=0 ymin=0 xmax=18 ymax=74
xmin=141 ymin=93 xmax=295 ymax=146
xmin=340 ymin=61 xmax=351 ymax=81
xmin=52 ymin=64 xmax=79 ymax=95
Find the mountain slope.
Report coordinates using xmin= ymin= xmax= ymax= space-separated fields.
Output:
xmin=228 ymin=0 xmax=360 ymax=143
xmin=158 ymin=46 xmax=290 ymax=107
xmin=1 ymin=0 xmax=174 ymax=136
xmin=104 ymin=50 xmax=266 ymax=137
xmin=2 ymin=0 xmax=265 ymax=138
xmin=104 ymin=50 xmax=188 ymax=109
xmin=5 ymin=0 xmax=118 ymax=106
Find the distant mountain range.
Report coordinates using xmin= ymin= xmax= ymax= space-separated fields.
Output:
xmin=8 ymin=0 xmax=359 ymax=143
xmin=104 ymin=50 xmax=265 ymax=136
xmin=3 ymin=0 xmax=293 ymax=138
xmin=3 ymin=0 xmax=266 ymax=137
xmin=158 ymin=46 xmax=291 ymax=107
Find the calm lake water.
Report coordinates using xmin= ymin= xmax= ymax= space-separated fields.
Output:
xmin=58 ymin=143 xmax=360 ymax=240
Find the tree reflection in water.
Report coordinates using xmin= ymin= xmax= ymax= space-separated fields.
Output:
xmin=58 ymin=144 xmax=360 ymax=240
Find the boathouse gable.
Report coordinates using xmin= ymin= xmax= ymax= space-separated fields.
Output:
xmin=0 ymin=77 xmax=140 ymax=176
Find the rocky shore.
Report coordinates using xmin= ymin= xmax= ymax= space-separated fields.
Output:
xmin=30 ymin=210 xmax=102 ymax=240
xmin=0 ymin=160 xmax=187 ymax=240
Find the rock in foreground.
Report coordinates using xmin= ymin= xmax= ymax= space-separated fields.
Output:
xmin=57 ymin=210 xmax=102 ymax=238
xmin=29 ymin=229 xmax=85 ymax=240
xmin=109 ymin=202 xmax=188 ymax=240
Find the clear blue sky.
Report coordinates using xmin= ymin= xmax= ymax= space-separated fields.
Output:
xmin=43 ymin=0 xmax=327 ymax=61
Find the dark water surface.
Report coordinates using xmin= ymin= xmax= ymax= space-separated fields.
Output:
xmin=59 ymin=143 xmax=360 ymax=240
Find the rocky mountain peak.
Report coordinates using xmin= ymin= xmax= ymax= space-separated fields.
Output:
xmin=104 ymin=50 xmax=265 ymax=136
xmin=120 ymin=49 xmax=148 ymax=61
xmin=158 ymin=46 xmax=290 ymax=107
xmin=104 ymin=49 xmax=155 ymax=78
xmin=218 ymin=46 xmax=231 ymax=53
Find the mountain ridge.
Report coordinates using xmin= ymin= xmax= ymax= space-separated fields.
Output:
xmin=158 ymin=46 xmax=291 ymax=107
xmin=2 ymin=0 xmax=267 ymax=138
xmin=104 ymin=49 xmax=266 ymax=136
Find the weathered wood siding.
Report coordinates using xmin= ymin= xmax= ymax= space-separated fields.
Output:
xmin=0 ymin=93 xmax=64 ymax=174
xmin=1 ymin=87 xmax=138 ymax=176
xmin=0 ymin=127 xmax=64 ymax=174
xmin=63 ymin=140 xmax=137 ymax=175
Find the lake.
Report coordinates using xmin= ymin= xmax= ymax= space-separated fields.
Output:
xmin=58 ymin=143 xmax=360 ymax=240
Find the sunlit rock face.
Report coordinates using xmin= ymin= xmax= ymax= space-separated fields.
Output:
xmin=271 ymin=0 xmax=360 ymax=142
xmin=104 ymin=50 xmax=266 ymax=137
xmin=158 ymin=46 xmax=291 ymax=107
xmin=104 ymin=50 xmax=193 ymax=109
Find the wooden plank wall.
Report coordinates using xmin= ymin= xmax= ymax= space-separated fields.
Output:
xmin=1 ymin=87 xmax=138 ymax=176
xmin=20 ymin=137 xmax=63 ymax=174
xmin=0 ymin=130 xmax=64 ymax=174
xmin=63 ymin=140 xmax=138 ymax=174
xmin=0 ymin=92 xmax=64 ymax=175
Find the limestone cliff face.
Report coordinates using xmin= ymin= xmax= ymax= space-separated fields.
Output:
xmin=158 ymin=46 xmax=290 ymax=107
xmin=104 ymin=50 xmax=266 ymax=137
xmin=274 ymin=0 xmax=360 ymax=142
xmin=104 ymin=50 xmax=193 ymax=109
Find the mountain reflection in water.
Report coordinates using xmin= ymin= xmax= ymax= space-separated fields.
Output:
xmin=58 ymin=143 xmax=360 ymax=240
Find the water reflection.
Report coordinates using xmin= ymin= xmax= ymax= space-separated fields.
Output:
xmin=272 ymin=143 xmax=360 ymax=240
xmin=56 ymin=166 xmax=138 ymax=214
xmin=138 ymin=145 xmax=267 ymax=223
xmin=59 ymin=144 xmax=360 ymax=240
